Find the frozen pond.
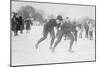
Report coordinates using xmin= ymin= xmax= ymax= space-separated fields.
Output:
xmin=11 ymin=26 xmax=95 ymax=66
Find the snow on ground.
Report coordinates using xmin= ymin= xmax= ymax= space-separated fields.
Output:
xmin=12 ymin=26 xmax=95 ymax=66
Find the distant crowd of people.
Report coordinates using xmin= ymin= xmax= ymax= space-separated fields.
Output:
xmin=11 ymin=12 xmax=33 ymax=36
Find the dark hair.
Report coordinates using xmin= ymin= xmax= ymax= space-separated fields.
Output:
xmin=66 ymin=17 xmax=69 ymax=19
xmin=57 ymin=15 xmax=63 ymax=20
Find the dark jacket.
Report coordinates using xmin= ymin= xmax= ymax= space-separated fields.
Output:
xmin=43 ymin=19 xmax=58 ymax=33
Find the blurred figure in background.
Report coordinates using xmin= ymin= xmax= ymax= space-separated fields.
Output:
xmin=84 ymin=20 xmax=89 ymax=38
xmin=65 ymin=17 xmax=71 ymax=24
xmin=88 ymin=22 xmax=93 ymax=40
xmin=79 ymin=23 xmax=84 ymax=38
xmin=25 ymin=18 xmax=33 ymax=33
xmin=11 ymin=13 xmax=19 ymax=36
xmin=17 ymin=15 xmax=24 ymax=34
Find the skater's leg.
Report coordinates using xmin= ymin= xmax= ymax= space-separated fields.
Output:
xmin=64 ymin=34 xmax=67 ymax=40
xmin=35 ymin=32 xmax=48 ymax=49
xmin=49 ymin=29 xmax=55 ymax=49
xmin=52 ymin=31 xmax=63 ymax=52
xmin=79 ymin=31 xmax=82 ymax=38
xmin=68 ymin=32 xmax=75 ymax=53
xmin=56 ymin=29 xmax=60 ymax=37
xmin=74 ymin=30 xmax=77 ymax=42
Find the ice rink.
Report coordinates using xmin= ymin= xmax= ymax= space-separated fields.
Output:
xmin=11 ymin=25 xmax=95 ymax=66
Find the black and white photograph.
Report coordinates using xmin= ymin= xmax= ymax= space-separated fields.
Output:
xmin=11 ymin=0 xmax=96 ymax=66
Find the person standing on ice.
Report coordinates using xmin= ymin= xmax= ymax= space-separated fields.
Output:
xmin=88 ymin=22 xmax=93 ymax=40
xmin=25 ymin=18 xmax=33 ymax=33
xmin=84 ymin=20 xmax=89 ymax=38
xmin=17 ymin=15 xmax=24 ymax=34
xmin=35 ymin=15 xmax=63 ymax=50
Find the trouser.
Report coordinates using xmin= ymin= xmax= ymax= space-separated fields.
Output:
xmin=35 ymin=29 xmax=55 ymax=49
xmin=89 ymin=31 xmax=93 ymax=40
xmin=52 ymin=28 xmax=75 ymax=52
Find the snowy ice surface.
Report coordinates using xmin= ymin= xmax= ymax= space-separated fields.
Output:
xmin=11 ymin=26 xmax=95 ymax=66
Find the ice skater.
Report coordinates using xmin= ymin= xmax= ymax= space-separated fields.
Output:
xmin=52 ymin=20 xmax=78 ymax=53
xmin=35 ymin=15 xmax=63 ymax=50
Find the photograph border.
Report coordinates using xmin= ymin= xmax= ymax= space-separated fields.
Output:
xmin=10 ymin=0 xmax=96 ymax=67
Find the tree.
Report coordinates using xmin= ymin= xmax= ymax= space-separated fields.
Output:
xmin=17 ymin=6 xmax=36 ymax=19
xmin=47 ymin=14 xmax=55 ymax=19
xmin=17 ymin=5 xmax=45 ymax=24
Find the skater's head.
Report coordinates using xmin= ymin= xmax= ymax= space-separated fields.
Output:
xmin=65 ymin=16 xmax=71 ymax=24
xmin=56 ymin=15 xmax=63 ymax=24
xmin=57 ymin=15 xmax=63 ymax=21
xmin=66 ymin=17 xmax=69 ymax=19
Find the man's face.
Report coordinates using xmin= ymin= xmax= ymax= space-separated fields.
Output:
xmin=56 ymin=19 xmax=62 ymax=24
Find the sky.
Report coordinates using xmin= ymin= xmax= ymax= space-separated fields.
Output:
xmin=12 ymin=1 xmax=95 ymax=20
